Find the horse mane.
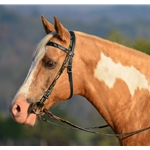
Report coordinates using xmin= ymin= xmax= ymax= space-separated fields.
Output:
xmin=76 ymin=31 xmax=150 ymax=63
xmin=32 ymin=32 xmax=56 ymax=61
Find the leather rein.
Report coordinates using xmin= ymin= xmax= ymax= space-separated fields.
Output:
xmin=31 ymin=31 xmax=150 ymax=138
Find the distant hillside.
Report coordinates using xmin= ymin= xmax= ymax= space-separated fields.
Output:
xmin=4 ymin=5 xmax=150 ymax=39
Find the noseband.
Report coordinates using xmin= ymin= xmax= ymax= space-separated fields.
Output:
xmin=31 ymin=31 xmax=76 ymax=114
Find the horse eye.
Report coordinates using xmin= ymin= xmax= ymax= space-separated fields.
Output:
xmin=45 ymin=59 xmax=56 ymax=69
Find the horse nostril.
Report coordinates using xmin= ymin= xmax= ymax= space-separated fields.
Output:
xmin=16 ymin=104 xmax=21 ymax=112
xmin=12 ymin=104 xmax=21 ymax=116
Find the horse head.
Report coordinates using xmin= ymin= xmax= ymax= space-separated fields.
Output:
xmin=10 ymin=16 xmax=83 ymax=126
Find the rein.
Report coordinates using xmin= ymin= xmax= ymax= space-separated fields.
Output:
xmin=31 ymin=31 xmax=150 ymax=138
xmin=38 ymin=108 xmax=150 ymax=138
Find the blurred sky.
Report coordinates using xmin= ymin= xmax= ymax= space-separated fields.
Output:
xmin=1 ymin=0 xmax=150 ymax=4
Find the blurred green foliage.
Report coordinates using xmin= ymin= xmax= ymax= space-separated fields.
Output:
xmin=0 ymin=106 xmax=119 ymax=146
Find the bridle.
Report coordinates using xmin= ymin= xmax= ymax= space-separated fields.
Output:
xmin=31 ymin=31 xmax=75 ymax=115
xmin=30 ymin=31 xmax=150 ymax=138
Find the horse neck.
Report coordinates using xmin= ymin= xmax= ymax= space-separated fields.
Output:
xmin=75 ymin=32 xmax=150 ymax=138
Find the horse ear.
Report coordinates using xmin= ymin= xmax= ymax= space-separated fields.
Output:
xmin=54 ymin=16 xmax=70 ymax=41
xmin=41 ymin=16 xmax=55 ymax=34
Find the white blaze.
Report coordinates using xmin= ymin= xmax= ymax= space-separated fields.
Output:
xmin=12 ymin=32 xmax=55 ymax=102
xmin=94 ymin=53 xmax=150 ymax=96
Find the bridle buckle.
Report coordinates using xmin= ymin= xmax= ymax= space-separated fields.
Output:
xmin=30 ymin=102 xmax=44 ymax=115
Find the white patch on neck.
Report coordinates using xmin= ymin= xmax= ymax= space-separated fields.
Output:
xmin=13 ymin=32 xmax=55 ymax=101
xmin=94 ymin=53 xmax=150 ymax=96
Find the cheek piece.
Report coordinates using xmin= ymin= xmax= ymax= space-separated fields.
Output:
xmin=30 ymin=31 xmax=76 ymax=115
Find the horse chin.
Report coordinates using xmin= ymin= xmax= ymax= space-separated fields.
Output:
xmin=23 ymin=113 xmax=37 ymax=126
xmin=11 ymin=112 xmax=37 ymax=126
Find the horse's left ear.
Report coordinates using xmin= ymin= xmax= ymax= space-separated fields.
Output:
xmin=54 ymin=16 xmax=70 ymax=41
xmin=41 ymin=15 xmax=55 ymax=34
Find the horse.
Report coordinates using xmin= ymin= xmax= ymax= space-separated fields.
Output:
xmin=9 ymin=16 xmax=150 ymax=146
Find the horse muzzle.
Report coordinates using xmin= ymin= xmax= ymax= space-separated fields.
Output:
xmin=9 ymin=94 xmax=37 ymax=126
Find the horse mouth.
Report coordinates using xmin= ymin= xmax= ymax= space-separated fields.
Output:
xmin=23 ymin=113 xmax=37 ymax=126
xmin=10 ymin=107 xmax=37 ymax=126
xmin=10 ymin=94 xmax=37 ymax=126
xmin=10 ymin=112 xmax=37 ymax=126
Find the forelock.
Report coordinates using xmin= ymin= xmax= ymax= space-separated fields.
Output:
xmin=33 ymin=32 xmax=56 ymax=61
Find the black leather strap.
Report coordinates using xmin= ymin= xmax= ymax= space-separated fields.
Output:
xmin=31 ymin=31 xmax=76 ymax=114
xmin=67 ymin=31 xmax=76 ymax=99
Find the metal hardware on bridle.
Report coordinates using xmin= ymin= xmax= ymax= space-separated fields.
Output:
xmin=31 ymin=31 xmax=75 ymax=114
xmin=31 ymin=30 xmax=150 ymax=138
